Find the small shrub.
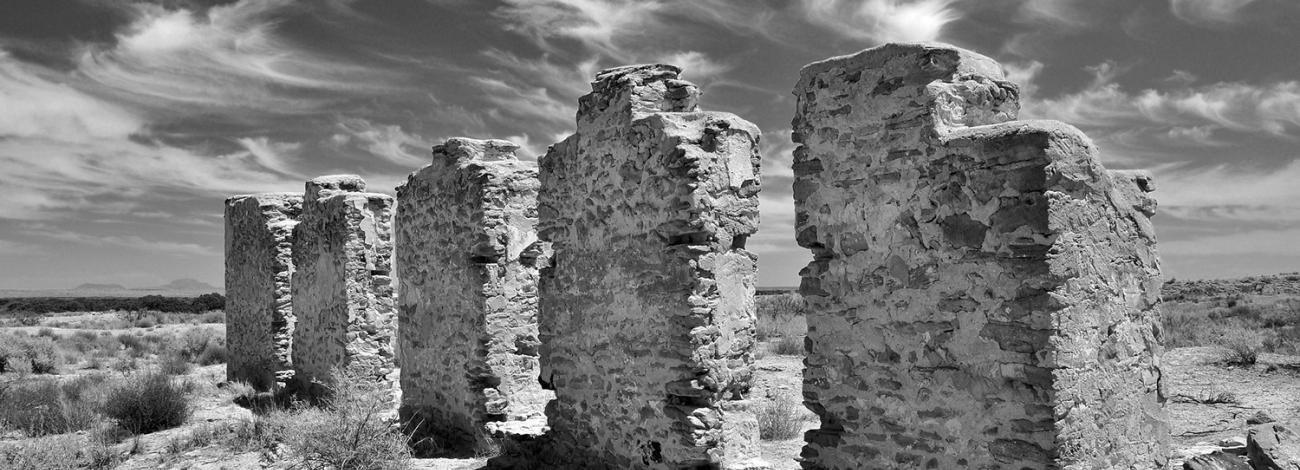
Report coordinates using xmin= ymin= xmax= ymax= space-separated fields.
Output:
xmin=756 ymin=397 xmax=804 ymax=440
xmin=1201 ymin=391 xmax=1240 ymax=404
xmin=112 ymin=356 xmax=138 ymax=373
xmin=116 ymin=334 xmax=147 ymax=357
xmin=102 ymin=372 xmax=190 ymax=434
xmin=771 ymin=334 xmax=804 ymax=356
xmin=175 ymin=328 xmax=216 ymax=360
xmin=285 ymin=368 xmax=411 ymax=470
xmin=36 ymin=328 xmax=58 ymax=339
xmin=1218 ymin=328 xmax=1261 ymax=366
xmin=16 ymin=336 xmax=59 ymax=374
xmin=200 ymin=311 xmax=226 ymax=324
xmin=133 ymin=317 xmax=156 ymax=329
xmin=160 ymin=353 xmax=193 ymax=376
xmin=0 ymin=436 xmax=82 ymax=470
xmin=197 ymin=342 xmax=228 ymax=365
xmin=0 ymin=376 xmax=105 ymax=436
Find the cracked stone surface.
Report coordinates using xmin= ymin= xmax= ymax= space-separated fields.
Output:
xmin=396 ymin=137 xmax=553 ymax=449
xmin=224 ymin=192 xmax=301 ymax=390
xmin=291 ymin=175 xmax=398 ymax=393
xmin=534 ymin=64 xmax=767 ymax=469
xmin=792 ymin=42 xmax=1168 ymax=469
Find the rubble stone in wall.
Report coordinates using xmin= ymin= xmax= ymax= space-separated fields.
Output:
xmin=396 ymin=137 xmax=552 ymax=448
xmin=535 ymin=64 xmax=767 ymax=469
xmin=224 ymin=192 xmax=302 ymax=390
xmin=791 ymin=42 xmax=1168 ymax=469
xmin=291 ymin=175 xmax=398 ymax=393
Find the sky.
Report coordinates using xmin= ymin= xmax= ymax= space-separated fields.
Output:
xmin=0 ymin=0 xmax=1298 ymax=290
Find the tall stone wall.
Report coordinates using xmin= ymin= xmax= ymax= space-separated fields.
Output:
xmin=536 ymin=65 xmax=766 ymax=469
xmin=791 ymin=42 xmax=1167 ymax=469
xmin=291 ymin=175 xmax=398 ymax=391
xmin=224 ymin=192 xmax=302 ymax=390
xmin=396 ymin=138 xmax=551 ymax=447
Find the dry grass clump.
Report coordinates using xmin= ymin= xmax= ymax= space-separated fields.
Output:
xmin=756 ymin=293 xmax=807 ymax=356
xmin=0 ymin=434 xmax=119 ymax=470
xmin=1161 ymin=297 xmax=1300 ymax=365
xmin=1217 ymin=329 xmax=1261 ymax=366
xmin=286 ymin=368 xmax=411 ymax=470
xmin=0 ymin=374 xmax=110 ymax=436
xmin=756 ymin=396 xmax=804 ymax=441
xmin=756 ymin=293 xmax=806 ymax=340
xmin=0 ymin=333 xmax=59 ymax=374
xmin=101 ymin=371 xmax=191 ymax=434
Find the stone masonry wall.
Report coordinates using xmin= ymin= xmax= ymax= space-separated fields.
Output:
xmin=536 ymin=65 xmax=766 ymax=469
xmin=291 ymin=175 xmax=398 ymax=391
xmin=225 ymin=192 xmax=301 ymax=390
xmin=396 ymin=138 xmax=551 ymax=447
xmin=792 ymin=43 xmax=1167 ymax=469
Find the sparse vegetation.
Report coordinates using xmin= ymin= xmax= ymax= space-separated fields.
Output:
xmin=0 ymin=294 xmax=225 ymax=316
xmin=756 ymin=293 xmax=807 ymax=356
xmin=285 ymin=368 xmax=412 ymax=470
xmin=756 ymin=396 xmax=804 ymax=441
xmin=0 ymin=435 xmax=119 ymax=470
xmin=0 ymin=375 xmax=109 ymax=436
xmin=102 ymin=371 xmax=191 ymax=435
xmin=1161 ymin=296 xmax=1300 ymax=363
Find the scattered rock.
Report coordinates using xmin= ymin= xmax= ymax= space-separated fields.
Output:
xmin=1249 ymin=411 xmax=1277 ymax=425
xmin=1183 ymin=452 xmax=1251 ymax=470
xmin=1247 ymin=424 xmax=1300 ymax=470
xmin=1220 ymin=436 xmax=1249 ymax=455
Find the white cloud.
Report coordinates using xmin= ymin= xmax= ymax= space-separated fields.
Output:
xmin=469 ymin=76 xmax=577 ymax=130
xmin=656 ymin=51 xmax=731 ymax=82
xmin=1014 ymin=0 xmax=1094 ymax=29
xmin=0 ymin=239 xmax=42 ymax=256
xmin=0 ymin=53 xmax=301 ymax=221
xmin=1023 ymin=64 xmax=1300 ymax=138
xmin=493 ymin=0 xmax=665 ymax=60
xmin=1157 ymin=159 xmax=1300 ymax=219
xmin=0 ymin=52 xmax=142 ymax=140
xmin=42 ymin=230 xmax=212 ymax=257
xmin=77 ymin=0 xmax=397 ymax=114
xmin=236 ymin=137 xmax=304 ymax=177
xmin=1169 ymin=0 xmax=1259 ymax=26
xmin=1160 ymin=227 xmax=1300 ymax=256
xmin=798 ymin=0 xmax=961 ymax=43
xmin=334 ymin=119 xmax=432 ymax=166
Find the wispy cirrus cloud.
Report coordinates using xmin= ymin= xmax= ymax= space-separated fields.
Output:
xmin=0 ymin=51 xmax=302 ymax=221
xmin=1169 ymin=0 xmax=1260 ymax=26
xmin=76 ymin=0 xmax=399 ymax=115
xmin=1023 ymin=62 xmax=1300 ymax=140
xmin=797 ymin=0 xmax=961 ymax=43
xmin=333 ymin=118 xmax=432 ymax=166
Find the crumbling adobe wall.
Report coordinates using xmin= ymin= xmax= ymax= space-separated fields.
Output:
xmin=224 ymin=192 xmax=301 ymax=390
xmin=291 ymin=175 xmax=398 ymax=391
xmin=535 ymin=64 xmax=766 ymax=469
xmin=396 ymin=138 xmax=551 ymax=447
xmin=791 ymin=43 xmax=1167 ymax=469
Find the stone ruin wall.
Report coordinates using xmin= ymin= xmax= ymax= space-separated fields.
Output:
xmin=791 ymin=43 xmax=1167 ymax=469
xmin=534 ymin=64 xmax=766 ymax=469
xmin=291 ymin=175 xmax=399 ymax=391
xmin=224 ymin=192 xmax=301 ymax=390
xmin=396 ymin=138 xmax=551 ymax=447
xmin=218 ymin=42 xmax=1171 ymax=469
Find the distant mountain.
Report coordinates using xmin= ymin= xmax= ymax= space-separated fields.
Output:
xmin=73 ymin=283 xmax=127 ymax=291
xmin=150 ymin=278 xmax=220 ymax=292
